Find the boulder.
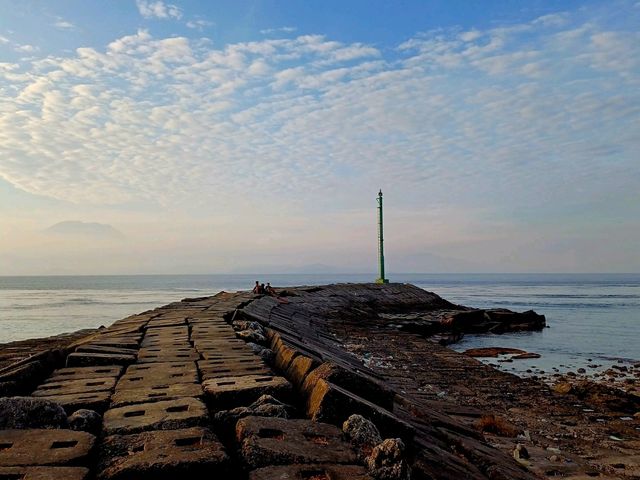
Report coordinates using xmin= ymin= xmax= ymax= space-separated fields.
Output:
xmin=366 ymin=438 xmax=410 ymax=480
xmin=0 ymin=397 xmax=67 ymax=429
xmin=68 ymin=409 xmax=102 ymax=434
xmin=343 ymin=414 xmax=382 ymax=459
xmin=236 ymin=330 xmax=267 ymax=345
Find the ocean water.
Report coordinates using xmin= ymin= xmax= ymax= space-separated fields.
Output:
xmin=0 ymin=274 xmax=638 ymax=374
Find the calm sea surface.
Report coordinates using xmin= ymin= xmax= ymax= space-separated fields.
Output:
xmin=0 ymin=274 xmax=638 ymax=374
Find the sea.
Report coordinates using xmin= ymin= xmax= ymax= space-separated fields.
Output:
xmin=1 ymin=274 xmax=638 ymax=376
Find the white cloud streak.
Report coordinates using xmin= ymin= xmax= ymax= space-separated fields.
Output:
xmin=136 ymin=0 xmax=182 ymax=20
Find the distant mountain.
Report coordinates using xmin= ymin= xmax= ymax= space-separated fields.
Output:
xmin=44 ymin=221 xmax=125 ymax=240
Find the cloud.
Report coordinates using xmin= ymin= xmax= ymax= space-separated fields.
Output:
xmin=0 ymin=35 xmax=9 ymax=44
xmin=186 ymin=19 xmax=214 ymax=30
xmin=53 ymin=18 xmax=75 ymax=30
xmin=136 ymin=0 xmax=182 ymax=20
xmin=14 ymin=44 xmax=38 ymax=53
xmin=261 ymin=26 xmax=297 ymax=35
xmin=0 ymin=4 xmax=637 ymax=246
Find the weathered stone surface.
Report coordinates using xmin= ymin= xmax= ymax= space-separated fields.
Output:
xmin=343 ymin=414 xmax=382 ymax=459
xmin=111 ymin=383 xmax=203 ymax=407
xmin=199 ymin=362 xmax=272 ymax=381
xmin=116 ymin=370 xmax=198 ymax=390
xmin=97 ymin=427 xmax=229 ymax=480
xmin=34 ymin=391 xmax=112 ymax=415
xmin=200 ymin=350 xmax=258 ymax=361
xmin=301 ymin=362 xmax=395 ymax=411
xmin=236 ymin=416 xmax=358 ymax=468
xmin=32 ymin=377 xmax=116 ymax=397
xmin=66 ymin=353 xmax=135 ymax=367
xmin=68 ymin=409 xmax=102 ymax=434
xmin=48 ymin=366 xmax=122 ymax=382
xmin=366 ymin=438 xmax=410 ymax=480
xmin=286 ymin=354 xmax=319 ymax=388
xmin=307 ymin=380 xmax=413 ymax=441
xmin=102 ymin=398 xmax=208 ymax=435
xmin=0 ymin=397 xmax=67 ymax=429
xmin=0 ymin=429 xmax=95 ymax=466
xmin=75 ymin=345 xmax=138 ymax=356
xmin=0 ymin=466 xmax=89 ymax=480
xmin=136 ymin=351 xmax=200 ymax=363
xmin=249 ymin=464 xmax=372 ymax=480
xmin=204 ymin=375 xmax=292 ymax=408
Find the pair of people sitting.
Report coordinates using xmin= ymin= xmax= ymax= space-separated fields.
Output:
xmin=252 ymin=281 xmax=276 ymax=295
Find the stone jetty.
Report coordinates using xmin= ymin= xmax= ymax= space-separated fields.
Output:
xmin=0 ymin=283 xmax=638 ymax=479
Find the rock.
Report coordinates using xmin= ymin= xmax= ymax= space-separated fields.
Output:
xmin=232 ymin=320 xmax=264 ymax=333
xmin=253 ymin=403 xmax=289 ymax=418
xmin=475 ymin=414 xmax=519 ymax=437
xmin=343 ymin=414 xmax=383 ymax=459
xmin=577 ymin=368 xmax=586 ymax=374
xmin=246 ymin=342 xmax=266 ymax=354
xmin=259 ymin=348 xmax=275 ymax=364
xmin=464 ymin=347 xmax=526 ymax=358
xmin=513 ymin=443 xmax=529 ymax=460
xmin=236 ymin=330 xmax=267 ymax=345
xmin=0 ymin=397 xmax=68 ymax=429
xmin=512 ymin=353 xmax=541 ymax=360
xmin=68 ymin=409 xmax=101 ymax=434
xmin=366 ymin=438 xmax=410 ymax=480
xmin=552 ymin=382 xmax=572 ymax=394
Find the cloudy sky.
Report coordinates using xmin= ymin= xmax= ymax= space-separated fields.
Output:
xmin=0 ymin=0 xmax=638 ymax=274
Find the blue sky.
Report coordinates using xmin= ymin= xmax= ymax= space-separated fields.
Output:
xmin=0 ymin=0 xmax=638 ymax=274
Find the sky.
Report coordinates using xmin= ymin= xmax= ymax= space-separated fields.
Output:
xmin=0 ymin=0 xmax=638 ymax=275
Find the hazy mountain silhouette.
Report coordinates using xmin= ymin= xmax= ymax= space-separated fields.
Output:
xmin=44 ymin=221 xmax=125 ymax=240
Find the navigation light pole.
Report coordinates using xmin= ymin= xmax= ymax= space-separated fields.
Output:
xmin=376 ymin=190 xmax=389 ymax=284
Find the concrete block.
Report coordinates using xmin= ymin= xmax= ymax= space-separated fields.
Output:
xmin=0 ymin=429 xmax=95 ymax=466
xmin=111 ymin=383 xmax=203 ymax=407
xmin=307 ymin=380 xmax=414 ymax=441
xmin=140 ymin=337 xmax=189 ymax=348
xmin=286 ymin=354 xmax=319 ymax=388
xmin=102 ymin=398 xmax=208 ymax=435
xmin=32 ymin=377 xmax=116 ymax=397
xmin=200 ymin=351 xmax=257 ymax=361
xmin=75 ymin=345 xmax=138 ymax=356
xmin=236 ymin=417 xmax=357 ymax=468
xmin=48 ymin=366 xmax=122 ymax=382
xmin=125 ymin=362 xmax=197 ymax=376
xmin=34 ymin=391 xmax=112 ymax=414
xmin=136 ymin=354 xmax=201 ymax=364
xmin=203 ymin=375 xmax=291 ymax=408
xmin=116 ymin=370 xmax=198 ymax=390
xmin=249 ymin=464 xmax=372 ymax=480
xmin=66 ymin=353 xmax=136 ymax=368
xmin=200 ymin=363 xmax=272 ymax=381
xmin=97 ymin=427 xmax=229 ymax=480
xmin=0 ymin=466 xmax=89 ymax=480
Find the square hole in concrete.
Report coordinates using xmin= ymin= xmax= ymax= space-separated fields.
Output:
xmin=123 ymin=410 xmax=146 ymax=418
xmin=166 ymin=405 xmax=189 ymax=413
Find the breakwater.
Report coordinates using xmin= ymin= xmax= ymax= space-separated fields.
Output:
xmin=0 ymin=283 xmax=638 ymax=479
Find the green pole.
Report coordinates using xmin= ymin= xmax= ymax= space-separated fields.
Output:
xmin=376 ymin=190 xmax=389 ymax=284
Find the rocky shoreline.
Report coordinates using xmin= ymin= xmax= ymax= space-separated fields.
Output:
xmin=0 ymin=283 xmax=637 ymax=479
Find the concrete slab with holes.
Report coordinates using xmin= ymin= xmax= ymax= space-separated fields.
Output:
xmin=66 ymin=353 xmax=136 ymax=367
xmin=31 ymin=391 xmax=113 ymax=414
xmin=47 ymin=366 xmax=123 ymax=382
xmin=110 ymin=383 xmax=203 ymax=407
xmin=102 ymin=398 xmax=208 ymax=435
xmin=236 ymin=416 xmax=358 ymax=469
xmin=0 ymin=430 xmax=95 ymax=467
xmin=97 ymin=427 xmax=230 ymax=480
xmin=32 ymin=377 xmax=117 ymax=397
xmin=199 ymin=362 xmax=272 ymax=381
xmin=203 ymin=375 xmax=291 ymax=408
